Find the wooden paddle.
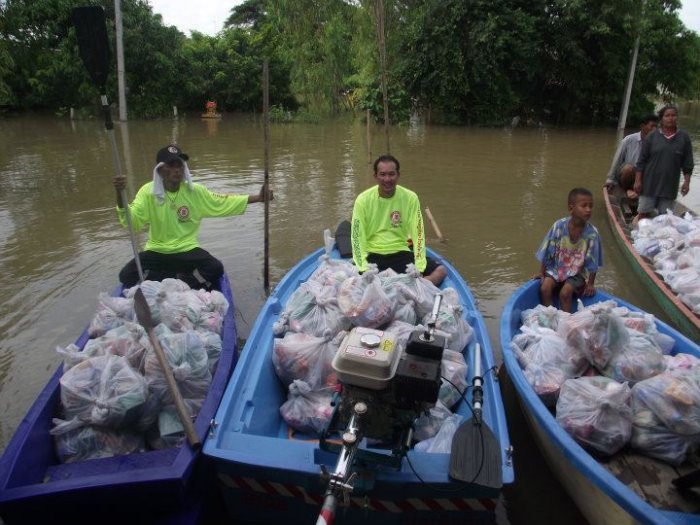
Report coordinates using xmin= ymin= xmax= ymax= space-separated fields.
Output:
xmin=449 ymin=343 xmax=503 ymax=488
xmin=133 ymin=288 xmax=201 ymax=449
xmin=71 ymin=6 xmax=144 ymax=282
xmin=73 ymin=7 xmax=199 ymax=450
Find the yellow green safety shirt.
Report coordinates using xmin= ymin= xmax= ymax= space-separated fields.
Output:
xmin=351 ymin=184 xmax=426 ymax=272
xmin=117 ymin=181 xmax=248 ymax=254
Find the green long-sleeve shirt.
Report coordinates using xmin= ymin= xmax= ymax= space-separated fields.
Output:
xmin=351 ymin=185 xmax=426 ymax=272
xmin=117 ymin=181 xmax=248 ymax=253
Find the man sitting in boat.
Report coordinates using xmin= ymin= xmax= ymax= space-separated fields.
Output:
xmin=112 ymin=144 xmax=271 ymax=290
xmin=604 ymin=113 xmax=658 ymax=200
xmin=351 ymin=154 xmax=446 ymax=286
xmin=534 ymin=187 xmax=603 ymax=313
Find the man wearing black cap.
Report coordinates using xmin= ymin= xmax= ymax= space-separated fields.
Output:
xmin=112 ymin=144 xmax=271 ymax=290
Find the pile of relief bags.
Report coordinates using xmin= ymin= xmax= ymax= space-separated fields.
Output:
xmin=631 ymin=210 xmax=700 ymax=313
xmin=51 ymin=278 xmax=228 ymax=463
xmin=511 ymin=300 xmax=700 ymax=465
xmin=272 ymin=254 xmax=475 ymax=451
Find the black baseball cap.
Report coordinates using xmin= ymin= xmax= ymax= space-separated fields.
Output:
xmin=156 ymin=144 xmax=189 ymax=164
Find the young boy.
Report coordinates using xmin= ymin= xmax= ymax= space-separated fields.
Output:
xmin=534 ymin=188 xmax=603 ymax=312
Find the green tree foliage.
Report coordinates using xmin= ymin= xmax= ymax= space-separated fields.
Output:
xmin=117 ymin=0 xmax=187 ymax=118
xmin=392 ymin=0 xmax=543 ymax=125
xmin=264 ymin=0 xmax=359 ymax=113
xmin=533 ymin=0 xmax=699 ymax=124
xmin=1 ymin=0 xmax=99 ymax=110
xmin=1 ymin=0 xmax=698 ymax=125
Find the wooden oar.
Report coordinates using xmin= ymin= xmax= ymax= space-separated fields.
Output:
xmin=449 ymin=343 xmax=502 ymax=488
xmin=71 ymin=6 xmax=144 ymax=282
xmin=133 ymin=288 xmax=201 ymax=449
xmin=73 ymin=7 xmax=199 ymax=450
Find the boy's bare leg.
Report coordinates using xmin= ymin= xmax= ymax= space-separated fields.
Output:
xmin=539 ymin=276 xmax=556 ymax=307
xmin=559 ymin=282 xmax=576 ymax=313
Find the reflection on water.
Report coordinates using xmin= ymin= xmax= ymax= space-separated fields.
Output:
xmin=0 ymin=112 xmax=698 ymax=521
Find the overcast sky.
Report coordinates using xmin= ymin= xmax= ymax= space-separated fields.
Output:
xmin=148 ymin=0 xmax=700 ymax=37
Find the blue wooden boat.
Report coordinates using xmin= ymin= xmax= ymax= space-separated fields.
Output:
xmin=500 ymin=279 xmax=700 ymax=525
xmin=0 ymin=274 xmax=238 ymax=524
xmin=203 ymin=246 xmax=514 ymax=525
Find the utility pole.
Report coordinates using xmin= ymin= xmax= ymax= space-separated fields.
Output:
xmin=115 ymin=0 xmax=127 ymax=121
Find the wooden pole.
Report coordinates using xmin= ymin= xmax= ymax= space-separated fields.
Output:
xmin=263 ymin=60 xmax=270 ymax=293
xmin=424 ymin=207 xmax=444 ymax=242
xmin=114 ymin=0 xmax=127 ymax=121
xmin=133 ymin=289 xmax=200 ymax=449
xmin=366 ymin=109 xmax=372 ymax=166
xmin=374 ymin=0 xmax=390 ymax=153
xmin=617 ymin=34 xmax=640 ymax=139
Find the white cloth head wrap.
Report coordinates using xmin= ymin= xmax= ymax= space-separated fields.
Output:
xmin=151 ymin=161 xmax=194 ymax=205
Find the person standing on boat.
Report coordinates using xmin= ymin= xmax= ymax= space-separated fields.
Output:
xmin=603 ymin=113 xmax=658 ymax=199
xmin=112 ymin=144 xmax=271 ymax=290
xmin=534 ymin=188 xmax=603 ymax=313
xmin=351 ymin=154 xmax=447 ymax=286
xmin=633 ymin=104 xmax=694 ymax=221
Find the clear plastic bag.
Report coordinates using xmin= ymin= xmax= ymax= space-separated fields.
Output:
xmin=413 ymin=400 xmax=452 ymax=441
xmin=631 ymin=372 xmax=700 ymax=436
xmin=513 ymin=324 xmax=588 ymax=406
xmin=439 ymin=349 xmax=468 ymax=409
xmin=631 ymin=392 xmax=700 ymax=465
xmin=285 ymin=280 xmax=351 ymax=337
xmin=144 ymin=326 xmax=212 ymax=404
xmin=59 ymin=355 xmax=149 ymax=429
xmin=337 ymin=268 xmax=393 ymax=328
xmin=521 ymin=304 xmax=570 ymax=331
xmin=309 ymin=255 xmax=359 ymax=291
xmin=279 ymin=380 xmax=334 ymax=434
xmin=601 ymin=332 xmax=666 ymax=385
xmin=562 ymin=303 xmax=629 ymax=369
xmin=272 ymin=330 xmax=344 ymax=389
xmin=556 ymin=376 xmax=632 ymax=456
xmin=87 ymin=292 xmax=135 ymax=338
xmin=423 ymin=301 xmax=474 ymax=352
xmin=414 ymin=413 xmax=462 ymax=453
xmin=51 ymin=419 xmax=145 ymax=464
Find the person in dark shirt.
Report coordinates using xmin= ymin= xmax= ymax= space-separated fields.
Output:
xmin=633 ymin=104 xmax=694 ymax=223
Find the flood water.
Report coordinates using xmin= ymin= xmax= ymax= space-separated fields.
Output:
xmin=1 ymin=111 xmax=699 ymax=524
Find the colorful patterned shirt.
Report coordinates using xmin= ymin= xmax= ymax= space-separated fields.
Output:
xmin=536 ymin=217 xmax=603 ymax=282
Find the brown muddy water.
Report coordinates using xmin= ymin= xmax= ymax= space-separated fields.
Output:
xmin=1 ymin=112 xmax=699 ymax=524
